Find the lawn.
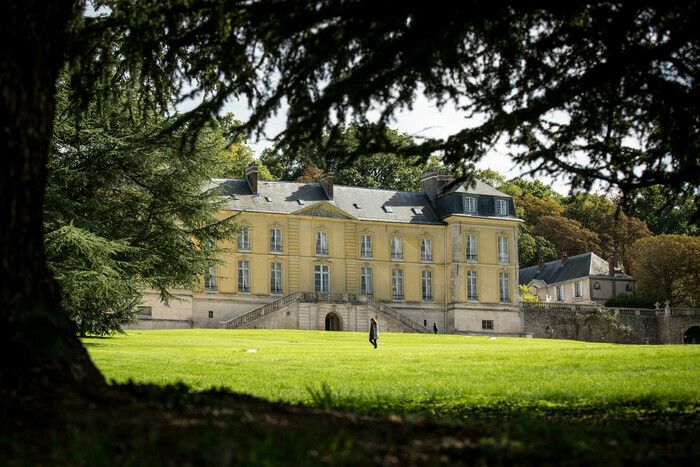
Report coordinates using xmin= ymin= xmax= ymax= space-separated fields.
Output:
xmin=84 ymin=329 xmax=700 ymax=417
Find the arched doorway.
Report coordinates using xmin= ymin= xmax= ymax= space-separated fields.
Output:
xmin=683 ymin=326 xmax=700 ymax=344
xmin=325 ymin=312 xmax=342 ymax=331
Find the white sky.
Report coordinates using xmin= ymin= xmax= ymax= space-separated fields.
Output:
xmin=221 ymin=92 xmax=574 ymax=195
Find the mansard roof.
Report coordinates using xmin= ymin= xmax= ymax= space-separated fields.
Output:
xmin=518 ymin=252 xmax=632 ymax=285
xmin=213 ymin=179 xmax=443 ymax=224
xmin=446 ymin=178 xmax=513 ymax=197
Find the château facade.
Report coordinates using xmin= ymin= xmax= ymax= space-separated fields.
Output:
xmin=134 ymin=164 xmax=523 ymax=334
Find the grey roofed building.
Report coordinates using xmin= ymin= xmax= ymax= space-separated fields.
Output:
xmin=214 ymin=179 xmax=444 ymax=224
xmin=519 ymin=252 xmax=617 ymax=285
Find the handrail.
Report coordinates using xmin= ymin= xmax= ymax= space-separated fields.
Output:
xmin=218 ymin=292 xmax=302 ymax=329
xmin=366 ymin=295 xmax=430 ymax=333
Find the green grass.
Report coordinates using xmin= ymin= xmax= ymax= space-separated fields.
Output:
xmin=84 ymin=329 xmax=700 ymax=417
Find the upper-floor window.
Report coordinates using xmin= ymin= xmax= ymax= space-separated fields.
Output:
xmin=391 ymin=236 xmax=403 ymax=260
xmin=496 ymin=199 xmax=508 ymax=216
xmin=499 ymin=272 xmax=510 ymax=303
xmin=360 ymin=234 xmax=372 ymax=259
xmin=466 ymin=234 xmax=478 ymax=262
xmin=237 ymin=226 xmax=250 ymax=251
xmin=421 ymin=270 xmax=433 ymax=301
xmin=269 ymin=228 xmax=282 ymax=253
xmin=314 ymin=264 xmax=330 ymax=292
xmin=574 ymin=281 xmax=582 ymax=298
xmin=316 ymin=231 xmax=328 ymax=256
xmin=467 ymin=271 xmax=478 ymax=301
xmin=556 ymin=285 xmax=563 ymax=301
xmin=464 ymin=196 xmax=477 ymax=213
xmin=360 ymin=267 xmax=373 ymax=295
xmin=238 ymin=260 xmax=250 ymax=293
xmin=498 ymin=236 xmax=509 ymax=263
xmin=391 ymin=268 xmax=404 ymax=300
xmin=270 ymin=262 xmax=283 ymax=295
xmin=204 ymin=263 xmax=217 ymax=291
xmin=420 ymin=238 xmax=432 ymax=262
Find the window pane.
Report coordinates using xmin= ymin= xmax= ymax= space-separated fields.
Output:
xmin=422 ymin=270 xmax=433 ymax=301
xmin=392 ymin=269 xmax=403 ymax=300
xmin=466 ymin=234 xmax=477 ymax=261
xmin=421 ymin=239 xmax=432 ymax=262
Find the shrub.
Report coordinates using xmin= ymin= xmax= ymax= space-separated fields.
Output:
xmin=604 ymin=293 xmax=656 ymax=309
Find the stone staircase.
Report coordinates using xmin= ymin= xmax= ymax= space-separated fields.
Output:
xmin=218 ymin=291 xmax=429 ymax=333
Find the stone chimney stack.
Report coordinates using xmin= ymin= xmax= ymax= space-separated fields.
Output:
xmin=560 ymin=251 xmax=568 ymax=265
xmin=420 ymin=170 xmax=439 ymax=201
xmin=245 ymin=162 xmax=258 ymax=195
xmin=319 ymin=173 xmax=334 ymax=200
xmin=608 ymin=251 xmax=618 ymax=276
xmin=538 ymin=259 xmax=545 ymax=270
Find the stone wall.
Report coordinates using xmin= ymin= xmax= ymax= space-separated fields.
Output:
xmin=522 ymin=302 xmax=700 ymax=344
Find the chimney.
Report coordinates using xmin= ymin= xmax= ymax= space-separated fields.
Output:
xmin=560 ymin=251 xmax=568 ymax=265
xmin=538 ymin=259 xmax=544 ymax=270
xmin=319 ymin=173 xmax=334 ymax=200
xmin=420 ymin=170 xmax=439 ymax=201
xmin=245 ymin=163 xmax=258 ymax=195
xmin=608 ymin=252 xmax=618 ymax=276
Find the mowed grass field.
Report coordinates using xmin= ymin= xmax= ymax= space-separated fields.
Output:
xmin=84 ymin=329 xmax=700 ymax=417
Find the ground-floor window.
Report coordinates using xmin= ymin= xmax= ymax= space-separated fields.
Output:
xmin=421 ymin=270 xmax=433 ymax=301
xmin=574 ymin=280 xmax=582 ymax=298
xmin=360 ymin=267 xmax=373 ymax=295
xmin=238 ymin=260 xmax=250 ymax=293
xmin=499 ymin=272 xmax=510 ymax=303
xmin=391 ymin=268 xmax=404 ymax=300
xmin=205 ymin=264 xmax=217 ymax=291
xmin=556 ymin=285 xmax=563 ymax=301
xmin=270 ymin=262 xmax=283 ymax=295
xmin=315 ymin=265 xmax=330 ymax=292
xmin=467 ymin=271 xmax=478 ymax=300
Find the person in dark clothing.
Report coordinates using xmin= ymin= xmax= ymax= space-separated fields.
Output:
xmin=433 ymin=322 xmax=439 ymax=334
xmin=369 ymin=318 xmax=378 ymax=348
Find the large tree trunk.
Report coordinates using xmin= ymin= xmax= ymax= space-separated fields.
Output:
xmin=0 ymin=1 xmax=104 ymax=390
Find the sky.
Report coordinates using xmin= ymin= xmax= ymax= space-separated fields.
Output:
xmin=220 ymin=91 xmax=574 ymax=195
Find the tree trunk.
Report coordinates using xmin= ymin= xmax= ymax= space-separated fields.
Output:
xmin=0 ymin=1 xmax=104 ymax=390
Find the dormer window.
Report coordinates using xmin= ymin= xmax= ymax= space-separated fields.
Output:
xmin=265 ymin=196 xmax=273 ymax=202
xmin=411 ymin=207 xmax=422 ymax=215
xmin=464 ymin=196 xmax=476 ymax=214
xmin=353 ymin=203 xmax=362 ymax=209
xmin=382 ymin=205 xmax=394 ymax=213
xmin=495 ymin=199 xmax=508 ymax=216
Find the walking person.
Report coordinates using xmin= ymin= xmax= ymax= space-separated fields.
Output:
xmin=369 ymin=317 xmax=378 ymax=349
xmin=433 ymin=322 xmax=439 ymax=334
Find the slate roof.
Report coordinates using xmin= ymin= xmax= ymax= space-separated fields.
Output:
xmin=213 ymin=179 xmax=443 ymax=224
xmin=518 ymin=252 xmax=622 ymax=285
xmin=447 ymin=178 xmax=512 ymax=197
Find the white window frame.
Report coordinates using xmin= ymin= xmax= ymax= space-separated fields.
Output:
xmin=360 ymin=267 xmax=373 ymax=295
xmin=316 ymin=231 xmax=329 ymax=256
xmin=237 ymin=226 xmax=250 ymax=251
xmin=238 ymin=260 xmax=250 ymax=293
xmin=421 ymin=270 xmax=433 ymax=302
xmin=574 ymin=281 xmax=582 ymax=298
xmin=466 ymin=234 xmax=478 ymax=262
xmin=499 ymin=272 xmax=510 ymax=303
xmin=391 ymin=236 xmax=403 ymax=261
xmin=467 ymin=270 xmax=478 ymax=301
xmin=498 ymin=236 xmax=509 ymax=264
xmin=314 ymin=264 xmax=330 ymax=292
xmin=420 ymin=238 xmax=433 ymax=262
xmin=270 ymin=262 xmax=283 ymax=295
xmin=360 ymin=234 xmax=373 ymax=259
xmin=464 ymin=196 xmax=476 ymax=213
xmin=391 ymin=268 xmax=404 ymax=300
xmin=496 ymin=199 xmax=508 ymax=216
xmin=204 ymin=263 xmax=217 ymax=291
xmin=556 ymin=285 xmax=563 ymax=301
xmin=269 ymin=228 xmax=282 ymax=253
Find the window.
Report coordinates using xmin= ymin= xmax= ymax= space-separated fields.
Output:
xmin=360 ymin=267 xmax=373 ymax=295
xmin=238 ymin=260 xmax=250 ymax=293
xmin=411 ymin=207 xmax=422 ymax=215
xmin=137 ymin=306 xmax=152 ymax=317
xmin=574 ymin=281 xmax=582 ymax=298
xmin=420 ymin=238 xmax=433 ymax=262
xmin=208 ymin=310 xmax=214 ymax=319
xmin=464 ymin=196 xmax=476 ymax=213
xmin=270 ymin=262 xmax=283 ymax=295
xmin=205 ymin=264 xmax=217 ymax=291
xmin=496 ymin=199 xmax=508 ymax=216
xmin=237 ymin=226 xmax=250 ymax=251
xmin=556 ymin=285 xmax=563 ymax=301
xmin=482 ymin=320 xmax=494 ymax=330
xmin=421 ymin=270 xmax=433 ymax=301
xmin=382 ymin=205 xmax=394 ymax=213
xmin=498 ymin=236 xmax=509 ymax=263
xmin=360 ymin=234 xmax=373 ymax=258
xmin=314 ymin=265 xmax=330 ymax=292
xmin=467 ymin=271 xmax=478 ymax=301
xmin=466 ymin=234 xmax=478 ymax=261
xmin=316 ymin=231 xmax=328 ymax=256
xmin=391 ymin=236 xmax=403 ymax=260
xmin=499 ymin=272 xmax=510 ymax=303
xmin=391 ymin=269 xmax=404 ymax=300
xmin=269 ymin=228 xmax=282 ymax=253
